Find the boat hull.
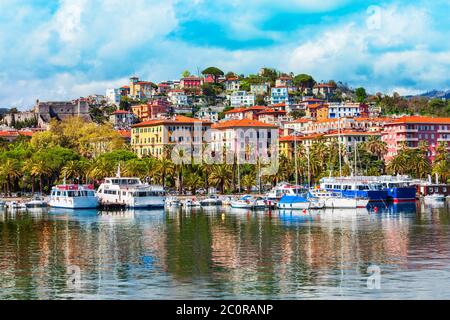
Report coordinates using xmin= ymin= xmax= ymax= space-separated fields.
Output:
xmin=49 ymin=197 xmax=99 ymax=209
xmin=277 ymin=196 xmax=311 ymax=210
xmin=386 ymin=187 xmax=417 ymax=202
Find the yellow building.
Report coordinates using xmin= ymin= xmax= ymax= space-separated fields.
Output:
xmin=129 ymin=77 xmax=156 ymax=100
xmin=279 ymin=134 xmax=325 ymax=159
xmin=131 ymin=115 xmax=212 ymax=158
xmin=305 ymin=103 xmax=329 ymax=121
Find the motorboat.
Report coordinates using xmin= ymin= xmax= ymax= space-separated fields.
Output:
xmin=182 ymin=198 xmax=201 ymax=208
xmin=50 ymin=184 xmax=99 ymax=209
xmin=25 ymin=196 xmax=48 ymax=209
xmin=166 ymin=197 xmax=181 ymax=208
xmin=97 ymin=176 xmax=165 ymax=209
xmin=200 ymin=195 xmax=222 ymax=207
xmin=0 ymin=200 xmax=5 ymax=208
xmin=424 ymin=194 xmax=446 ymax=202
xmin=230 ymin=195 xmax=267 ymax=210
xmin=7 ymin=201 xmax=27 ymax=210
xmin=309 ymin=189 xmax=369 ymax=209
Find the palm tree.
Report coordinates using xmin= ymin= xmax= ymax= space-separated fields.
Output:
xmin=365 ymin=136 xmax=388 ymax=160
xmin=241 ymin=174 xmax=256 ymax=192
xmin=155 ymin=158 xmax=175 ymax=188
xmin=208 ymin=164 xmax=233 ymax=193
xmin=123 ymin=159 xmax=147 ymax=179
xmin=28 ymin=159 xmax=53 ymax=194
xmin=184 ymin=172 xmax=204 ymax=194
xmin=88 ymin=158 xmax=115 ymax=181
xmin=61 ymin=160 xmax=83 ymax=183
xmin=0 ymin=159 xmax=22 ymax=196
xmin=387 ymin=153 xmax=408 ymax=175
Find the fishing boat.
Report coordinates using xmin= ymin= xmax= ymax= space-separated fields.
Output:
xmin=320 ymin=177 xmax=388 ymax=202
xmin=97 ymin=166 xmax=165 ymax=209
xmin=200 ymin=195 xmax=222 ymax=207
xmin=49 ymin=184 xmax=99 ymax=209
xmin=25 ymin=196 xmax=48 ymax=209
xmin=309 ymin=189 xmax=369 ymax=209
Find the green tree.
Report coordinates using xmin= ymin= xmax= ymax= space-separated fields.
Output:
xmin=355 ymin=87 xmax=368 ymax=103
xmin=201 ymin=67 xmax=224 ymax=83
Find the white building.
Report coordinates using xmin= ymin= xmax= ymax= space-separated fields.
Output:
xmin=250 ymin=83 xmax=269 ymax=95
xmin=168 ymin=90 xmax=189 ymax=107
xmin=271 ymin=87 xmax=292 ymax=105
xmin=196 ymin=106 xmax=221 ymax=122
xmin=106 ymin=88 xmax=121 ymax=106
xmin=224 ymin=78 xmax=241 ymax=91
xmin=229 ymin=91 xmax=256 ymax=107
xmin=328 ymin=103 xmax=362 ymax=119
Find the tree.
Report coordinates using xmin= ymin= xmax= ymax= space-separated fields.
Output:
xmin=201 ymin=67 xmax=224 ymax=83
xmin=182 ymin=70 xmax=191 ymax=78
xmin=355 ymin=87 xmax=368 ymax=103
xmin=208 ymin=164 xmax=233 ymax=193
xmin=289 ymin=110 xmax=306 ymax=120
xmin=293 ymin=74 xmax=316 ymax=89
xmin=0 ymin=159 xmax=21 ymax=196
xmin=28 ymin=159 xmax=53 ymax=195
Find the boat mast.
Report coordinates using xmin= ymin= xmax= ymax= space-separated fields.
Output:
xmin=338 ymin=105 xmax=342 ymax=177
xmin=294 ymin=132 xmax=299 ymax=186
xmin=307 ymin=145 xmax=311 ymax=189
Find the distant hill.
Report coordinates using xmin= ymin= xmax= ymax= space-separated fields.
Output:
xmin=0 ymin=108 xmax=9 ymax=115
xmin=407 ymin=90 xmax=450 ymax=99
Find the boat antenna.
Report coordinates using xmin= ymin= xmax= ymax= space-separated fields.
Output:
xmin=116 ymin=162 xmax=121 ymax=178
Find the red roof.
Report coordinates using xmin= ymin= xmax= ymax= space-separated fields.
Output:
xmin=386 ymin=116 xmax=450 ymax=125
xmin=212 ymin=119 xmax=278 ymax=129
xmin=118 ymin=130 xmax=131 ymax=138
xmin=113 ymin=110 xmax=131 ymax=115
xmin=132 ymin=115 xmax=212 ymax=128
xmin=0 ymin=131 xmax=19 ymax=137
xmin=224 ymin=106 xmax=267 ymax=114
xmin=257 ymin=108 xmax=287 ymax=115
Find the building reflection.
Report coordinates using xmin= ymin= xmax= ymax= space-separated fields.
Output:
xmin=0 ymin=204 xmax=449 ymax=299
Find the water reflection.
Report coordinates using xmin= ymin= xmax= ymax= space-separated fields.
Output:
xmin=0 ymin=203 xmax=449 ymax=300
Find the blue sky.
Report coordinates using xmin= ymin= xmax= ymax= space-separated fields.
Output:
xmin=0 ymin=0 xmax=449 ymax=109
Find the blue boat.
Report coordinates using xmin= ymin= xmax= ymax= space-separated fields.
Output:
xmin=320 ymin=177 xmax=388 ymax=202
xmin=380 ymin=182 xmax=417 ymax=203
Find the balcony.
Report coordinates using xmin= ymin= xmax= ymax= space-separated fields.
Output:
xmin=437 ymin=137 xmax=450 ymax=142
xmin=397 ymin=128 xmax=418 ymax=133
xmin=398 ymin=136 xmax=419 ymax=142
xmin=438 ymin=129 xmax=450 ymax=134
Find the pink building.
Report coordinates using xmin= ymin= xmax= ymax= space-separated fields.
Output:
xmin=382 ymin=116 xmax=450 ymax=162
xmin=180 ymin=76 xmax=204 ymax=94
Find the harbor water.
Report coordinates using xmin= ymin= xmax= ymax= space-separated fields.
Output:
xmin=0 ymin=201 xmax=450 ymax=300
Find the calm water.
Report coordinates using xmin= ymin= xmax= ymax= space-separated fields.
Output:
xmin=1 ymin=202 xmax=450 ymax=300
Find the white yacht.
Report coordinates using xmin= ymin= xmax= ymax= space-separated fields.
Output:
xmin=309 ymin=189 xmax=369 ymax=209
xmin=49 ymin=185 xmax=99 ymax=209
xmin=200 ymin=195 xmax=222 ymax=207
xmin=97 ymin=176 xmax=166 ymax=209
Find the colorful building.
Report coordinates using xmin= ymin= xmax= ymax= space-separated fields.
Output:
xmin=229 ymin=91 xmax=256 ymax=107
xmin=257 ymin=108 xmax=288 ymax=125
xmin=109 ymin=110 xmax=136 ymax=129
xmin=224 ymin=77 xmax=241 ymax=91
xmin=131 ymin=100 xmax=169 ymax=122
xmin=224 ymin=106 xmax=267 ymax=121
xmin=271 ymin=87 xmax=293 ymax=106
xmin=129 ymin=77 xmax=156 ymax=99
xmin=328 ymin=103 xmax=369 ymax=119
xmin=382 ymin=116 xmax=450 ymax=162
xmin=211 ymin=119 xmax=279 ymax=160
xmin=180 ymin=76 xmax=204 ymax=94
xmin=131 ymin=115 xmax=212 ymax=158
xmin=305 ymin=104 xmax=329 ymax=121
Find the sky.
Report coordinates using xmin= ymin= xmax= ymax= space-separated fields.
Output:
xmin=0 ymin=0 xmax=449 ymax=110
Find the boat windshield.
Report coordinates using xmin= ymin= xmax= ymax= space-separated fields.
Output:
xmin=108 ymin=178 xmax=141 ymax=185
xmin=133 ymin=191 xmax=165 ymax=197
